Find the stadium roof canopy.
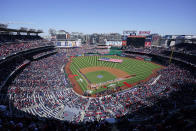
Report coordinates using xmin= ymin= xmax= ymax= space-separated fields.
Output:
xmin=0 ymin=27 xmax=43 ymax=34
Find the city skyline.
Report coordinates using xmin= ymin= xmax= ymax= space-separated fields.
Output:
xmin=1 ymin=0 xmax=196 ymax=36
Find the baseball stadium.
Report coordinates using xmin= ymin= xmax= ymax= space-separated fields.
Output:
xmin=66 ymin=55 xmax=163 ymax=96
xmin=0 ymin=1 xmax=196 ymax=129
xmin=0 ymin=31 xmax=196 ymax=130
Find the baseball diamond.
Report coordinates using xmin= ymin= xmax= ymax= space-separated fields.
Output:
xmin=85 ymin=70 xmax=116 ymax=84
xmin=66 ymin=55 xmax=163 ymax=96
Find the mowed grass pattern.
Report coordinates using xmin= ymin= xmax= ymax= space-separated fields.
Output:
xmin=69 ymin=55 xmax=162 ymax=93
xmin=85 ymin=71 xmax=116 ymax=84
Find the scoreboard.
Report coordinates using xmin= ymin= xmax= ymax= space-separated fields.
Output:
xmin=126 ymin=36 xmax=146 ymax=48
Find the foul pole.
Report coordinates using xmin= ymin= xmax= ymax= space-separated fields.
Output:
xmin=169 ymin=47 xmax=174 ymax=64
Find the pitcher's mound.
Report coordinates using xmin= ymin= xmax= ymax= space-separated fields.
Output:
xmin=97 ymin=75 xmax=103 ymax=78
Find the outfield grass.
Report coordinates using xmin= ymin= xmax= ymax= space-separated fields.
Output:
xmin=85 ymin=71 xmax=116 ymax=84
xmin=69 ymin=55 xmax=162 ymax=94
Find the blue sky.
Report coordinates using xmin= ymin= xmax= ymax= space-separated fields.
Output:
xmin=1 ymin=0 xmax=196 ymax=35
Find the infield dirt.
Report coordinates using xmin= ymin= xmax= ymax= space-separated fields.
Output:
xmin=80 ymin=66 xmax=130 ymax=78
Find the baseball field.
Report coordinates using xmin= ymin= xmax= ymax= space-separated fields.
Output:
xmin=66 ymin=55 xmax=163 ymax=95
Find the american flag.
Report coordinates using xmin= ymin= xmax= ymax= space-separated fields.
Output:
xmin=110 ymin=59 xmax=123 ymax=63
xmin=99 ymin=58 xmax=123 ymax=63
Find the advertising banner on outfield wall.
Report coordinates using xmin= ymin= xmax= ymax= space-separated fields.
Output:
xmin=122 ymin=41 xmax=127 ymax=46
xmin=145 ymin=42 xmax=151 ymax=47
xmin=56 ymin=41 xmax=61 ymax=46
xmin=123 ymin=30 xmax=137 ymax=36
xmin=106 ymin=41 xmax=122 ymax=46
xmin=65 ymin=41 xmax=68 ymax=46
xmin=139 ymin=31 xmax=151 ymax=35
xmin=68 ymin=41 xmax=72 ymax=47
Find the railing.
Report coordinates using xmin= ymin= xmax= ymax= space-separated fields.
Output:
xmin=0 ymin=60 xmax=30 ymax=92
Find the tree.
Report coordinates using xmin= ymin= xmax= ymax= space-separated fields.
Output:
xmin=48 ymin=28 xmax=56 ymax=36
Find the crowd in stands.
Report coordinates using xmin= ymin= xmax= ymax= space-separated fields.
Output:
xmin=32 ymin=50 xmax=57 ymax=60
xmin=0 ymin=34 xmax=54 ymax=58
xmin=0 ymin=34 xmax=42 ymax=43
xmin=0 ymin=41 xmax=54 ymax=58
xmin=125 ymin=44 xmax=196 ymax=55
xmin=125 ymin=46 xmax=165 ymax=55
xmin=171 ymin=43 xmax=196 ymax=55
xmin=125 ymin=45 xmax=196 ymax=65
xmin=0 ymin=56 xmax=27 ymax=89
xmin=0 ymin=46 xmax=195 ymax=130
xmin=123 ymin=53 xmax=151 ymax=59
